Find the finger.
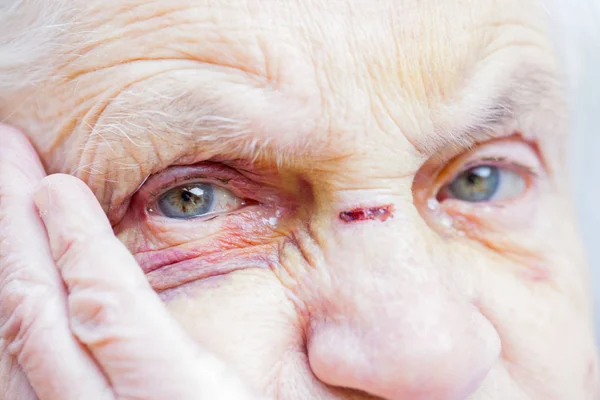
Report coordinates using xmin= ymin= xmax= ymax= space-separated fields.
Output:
xmin=0 ymin=339 xmax=36 ymax=400
xmin=34 ymin=173 xmax=257 ymax=400
xmin=0 ymin=125 xmax=112 ymax=400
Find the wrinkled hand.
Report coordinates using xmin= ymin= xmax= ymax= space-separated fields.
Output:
xmin=0 ymin=125 xmax=257 ymax=400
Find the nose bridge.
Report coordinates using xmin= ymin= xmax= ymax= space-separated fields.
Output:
xmin=306 ymin=220 xmax=500 ymax=400
xmin=317 ymin=217 xmax=441 ymax=315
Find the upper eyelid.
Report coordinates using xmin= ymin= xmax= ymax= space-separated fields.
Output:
xmin=137 ymin=163 xmax=246 ymax=197
xmin=132 ymin=162 xmax=290 ymax=212
xmin=458 ymin=157 xmax=539 ymax=179
xmin=431 ymin=138 xmax=543 ymax=190
xmin=444 ymin=138 xmax=541 ymax=169
xmin=148 ymin=176 xmax=234 ymax=199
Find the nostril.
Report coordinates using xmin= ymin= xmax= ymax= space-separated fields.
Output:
xmin=339 ymin=204 xmax=394 ymax=223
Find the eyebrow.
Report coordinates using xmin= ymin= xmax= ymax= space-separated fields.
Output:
xmin=410 ymin=62 xmax=563 ymax=157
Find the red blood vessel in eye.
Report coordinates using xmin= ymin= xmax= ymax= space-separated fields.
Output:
xmin=339 ymin=204 xmax=394 ymax=223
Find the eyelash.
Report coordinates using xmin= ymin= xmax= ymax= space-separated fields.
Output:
xmin=436 ymin=137 xmax=541 ymax=179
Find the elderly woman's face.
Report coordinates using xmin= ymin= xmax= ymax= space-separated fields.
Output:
xmin=3 ymin=0 xmax=598 ymax=398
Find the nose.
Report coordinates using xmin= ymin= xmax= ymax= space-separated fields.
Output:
xmin=305 ymin=221 xmax=500 ymax=400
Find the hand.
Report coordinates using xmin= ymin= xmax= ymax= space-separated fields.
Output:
xmin=0 ymin=125 xmax=258 ymax=400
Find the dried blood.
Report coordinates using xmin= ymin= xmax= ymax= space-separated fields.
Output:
xmin=339 ymin=204 xmax=394 ymax=223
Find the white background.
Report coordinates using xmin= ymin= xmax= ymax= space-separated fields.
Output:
xmin=546 ymin=0 xmax=600 ymax=345
xmin=571 ymin=79 xmax=600 ymax=345
xmin=568 ymin=19 xmax=600 ymax=345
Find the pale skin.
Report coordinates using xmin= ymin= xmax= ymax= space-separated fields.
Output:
xmin=0 ymin=0 xmax=598 ymax=399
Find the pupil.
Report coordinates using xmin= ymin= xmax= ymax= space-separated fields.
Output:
xmin=466 ymin=166 xmax=493 ymax=185
xmin=467 ymin=173 xmax=481 ymax=185
xmin=180 ymin=186 xmax=207 ymax=205
xmin=181 ymin=190 xmax=194 ymax=203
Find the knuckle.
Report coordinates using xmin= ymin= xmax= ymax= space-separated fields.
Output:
xmin=0 ymin=230 xmax=62 ymax=364
xmin=0 ymin=279 xmax=61 ymax=360
xmin=52 ymin=231 xmax=93 ymax=270
xmin=0 ymin=340 xmax=37 ymax=400
xmin=56 ymin=231 xmax=115 ymax=274
xmin=57 ymin=232 xmax=147 ymax=292
xmin=0 ymin=262 xmax=56 ymax=322
xmin=67 ymin=285 xmax=135 ymax=347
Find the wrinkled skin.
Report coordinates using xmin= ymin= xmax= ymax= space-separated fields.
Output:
xmin=0 ymin=0 xmax=598 ymax=399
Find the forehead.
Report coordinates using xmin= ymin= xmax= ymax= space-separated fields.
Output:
xmin=71 ymin=0 xmax=548 ymax=97
xmin=12 ymin=0 xmax=559 ymax=181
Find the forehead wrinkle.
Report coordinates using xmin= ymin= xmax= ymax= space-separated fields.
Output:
xmin=407 ymin=52 xmax=564 ymax=159
xmin=56 ymin=0 xmax=313 ymax=87
xmin=342 ymin=0 xmax=557 ymax=159
xmin=95 ymin=87 xmax=315 ymax=163
xmin=19 ymin=0 xmax=316 ymax=169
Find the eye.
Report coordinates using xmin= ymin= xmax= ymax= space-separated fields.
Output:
xmin=156 ymin=183 xmax=244 ymax=219
xmin=438 ymin=165 xmax=526 ymax=203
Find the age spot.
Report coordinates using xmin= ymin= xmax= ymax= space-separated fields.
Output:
xmin=339 ymin=204 xmax=394 ymax=223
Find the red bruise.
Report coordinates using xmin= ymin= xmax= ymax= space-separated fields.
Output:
xmin=135 ymin=248 xmax=202 ymax=274
xmin=339 ymin=204 xmax=394 ymax=223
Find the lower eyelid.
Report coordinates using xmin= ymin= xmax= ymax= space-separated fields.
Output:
xmin=146 ymin=206 xmax=234 ymax=221
xmin=439 ymin=191 xmax=541 ymax=235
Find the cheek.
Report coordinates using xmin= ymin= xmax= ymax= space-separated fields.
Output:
xmin=112 ymin=208 xmax=318 ymax=390
xmin=113 ymin=202 xmax=312 ymax=389
xmin=162 ymin=270 xmax=304 ymax=390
